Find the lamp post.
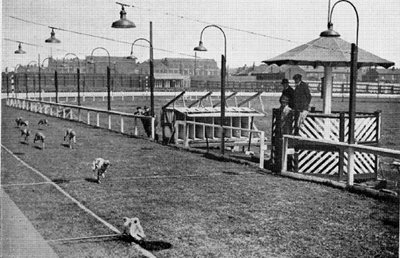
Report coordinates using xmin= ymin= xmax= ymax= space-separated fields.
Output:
xmin=128 ymin=37 xmax=155 ymax=116
xmin=41 ymin=57 xmax=54 ymax=101
xmin=194 ymin=24 xmax=227 ymax=155
xmin=63 ymin=53 xmax=81 ymax=105
xmin=89 ymin=47 xmax=111 ymax=110
xmin=329 ymin=0 xmax=359 ymax=185
xmin=27 ymin=61 xmax=38 ymax=99
xmin=14 ymin=64 xmax=22 ymax=97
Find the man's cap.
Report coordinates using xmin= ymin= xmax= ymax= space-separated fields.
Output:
xmin=281 ymin=78 xmax=289 ymax=84
xmin=293 ymin=74 xmax=302 ymax=80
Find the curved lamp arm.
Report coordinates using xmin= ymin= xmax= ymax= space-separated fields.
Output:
xmin=197 ymin=24 xmax=227 ymax=59
xmin=90 ymin=47 xmax=111 ymax=67
xmin=329 ymin=0 xmax=359 ymax=45
xmin=130 ymin=38 xmax=152 ymax=57
xmin=63 ymin=53 xmax=80 ymax=67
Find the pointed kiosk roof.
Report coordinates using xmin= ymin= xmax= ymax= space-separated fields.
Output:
xmin=263 ymin=28 xmax=394 ymax=69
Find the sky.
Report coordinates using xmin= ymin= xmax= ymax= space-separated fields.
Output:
xmin=2 ymin=0 xmax=400 ymax=72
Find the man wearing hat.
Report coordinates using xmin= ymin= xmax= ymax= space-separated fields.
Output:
xmin=292 ymin=74 xmax=312 ymax=128
xmin=279 ymin=78 xmax=294 ymax=109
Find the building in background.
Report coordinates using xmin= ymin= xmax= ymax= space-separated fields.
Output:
xmin=138 ymin=58 xmax=219 ymax=76
xmin=362 ymin=68 xmax=400 ymax=83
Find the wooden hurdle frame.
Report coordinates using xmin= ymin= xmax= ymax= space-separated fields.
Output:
xmin=175 ymin=120 xmax=266 ymax=169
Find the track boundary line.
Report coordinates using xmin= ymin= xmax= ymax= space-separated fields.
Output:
xmin=1 ymin=145 xmax=156 ymax=258
xmin=2 ymin=182 xmax=51 ymax=187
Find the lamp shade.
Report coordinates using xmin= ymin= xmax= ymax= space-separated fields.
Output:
xmin=126 ymin=53 xmax=137 ymax=60
xmin=112 ymin=8 xmax=135 ymax=28
xmin=14 ymin=43 xmax=26 ymax=54
xmin=319 ymin=22 xmax=340 ymax=37
xmin=194 ymin=41 xmax=207 ymax=51
xmin=45 ymin=28 xmax=61 ymax=43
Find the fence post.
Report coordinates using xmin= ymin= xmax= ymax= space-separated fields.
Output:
xmin=96 ymin=113 xmax=100 ymax=127
xmin=151 ymin=117 xmax=155 ymax=140
xmin=120 ymin=116 xmax=124 ymax=133
xmin=281 ymin=136 xmax=289 ymax=173
xmin=338 ymin=112 xmax=345 ymax=181
xmin=87 ymin=112 xmax=91 ymax=125
xmin=347 ymin=147 xmax=355 ymax=186
xmin=184 ymin=122 xmax=189 ymax=148
xmin=259 ymin=131 xmax=265 ymax=169
xmin=134 ymin=118 xmax=138 ymax=136
xmin=108 ymin=114 xmax=112 ymax=130
xmin=78 ymin=109 xmax=81 ymax=122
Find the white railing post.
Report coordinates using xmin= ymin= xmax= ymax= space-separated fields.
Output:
xmin=347 ymin=147 xmax=355 ymax=186
xmin=151 ymin=117 xmax=155 ymax=140
xmin=134 ymin=118 xmax=138 ymax=136
xmin=108 ymin=114 xmax=112 ymax=130
xmin=87 ymin=112 xmax=91 ymax=125
xmin=78 ymin=109 xmax=81 ymax=122
xmin=63 ymin=109 xmax=66 ymax=119
xmin=175 ymin=122 xmax=180 ymax=145
xmin=184 ymin=122 xmax=189 ymax=148
xmin=281 ymin=136 xmax=289 ymax=173
xmin=120 ymin=116 xmax=124 ymax=133
xmin=96 ymin=113 xmax=100 ymax=127
xmin=259 ymin=131 xmax=265 ymax=169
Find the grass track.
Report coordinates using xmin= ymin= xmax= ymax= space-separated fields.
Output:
xmin=1 ymin=101 xmax=399 ymax=257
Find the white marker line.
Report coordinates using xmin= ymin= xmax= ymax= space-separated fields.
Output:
xmin=47 ymin=233 xmax=121 ymax=243
xmin=1 ymin=145 xmax=156 ymax=258
xmin=2 ymin=182 xmax=51 ymax=187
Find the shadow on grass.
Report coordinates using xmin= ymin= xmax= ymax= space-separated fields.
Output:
xmin=85 ymin=178 xmax=99 ymax=183
xmin=61 ymin=143 xmax=71 ymax=148
xmin=139 ymin=240 xmax=172 ymax=251
xmin=12 ymin=152 xmax=25 ymax=155
xmin=33 ymin=146 xmax=43 ymax=150
xmin=120 ymin=235 xmax=172 ymax=251
xmin=53 ymin=178 xmax=70 ymax=184
xmin=19 ymin=141 xmax=29 ymax=145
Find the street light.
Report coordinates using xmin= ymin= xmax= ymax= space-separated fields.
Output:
xmin=63 ymin=53 xmax=81 ymax=105
xmin=14 ymin=42 xmax=26 ymax=54
xmin=45 ymin=27 xmax=61 ymax=43
xmin=194 ymin=24 xmax=227 ymax=155
xmin=111 ymin=2 xmax=135 ymax=28
xmin=89 ymin=47 xmax=112 ymax=110
xmin=329 ymin=0 xmax=359 ymax=185
xmin=127 ymin=38 xmax=154 ymax=116
xmin=111 ymin=3 xmax=154 ymax=118
xmin=38 ymin=57 xmax=54 ymax=101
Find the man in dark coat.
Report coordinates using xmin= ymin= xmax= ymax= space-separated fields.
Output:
xmin=293 ymin=74 xmax=312 ymax=127
xmin=279 ymin=78 xmax=294 ymax=109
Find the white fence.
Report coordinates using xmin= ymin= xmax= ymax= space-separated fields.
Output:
xmin=6 ymin=97 xmax=156 ymax=139
xmin=281 ymin=135 xmax=400 ymax=185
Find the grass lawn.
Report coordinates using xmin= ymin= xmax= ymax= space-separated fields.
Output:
xmin=1 ymin=100 xmax=399 ymax=257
